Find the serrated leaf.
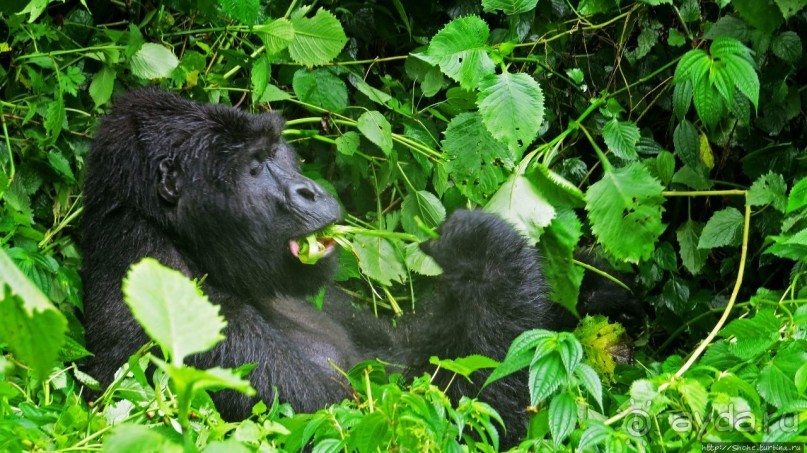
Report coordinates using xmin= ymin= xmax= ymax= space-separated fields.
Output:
xmin=693 ymin=76 xmax=723 ymax=128
xmin=710 ymin=36 xmax=753 ymax=62
xmin=485 ymin=174 xmax=555 ymax=244
xmin=0 ymin=248 xmax=67 ymax=377
xmin=758 ymin=363 xmax=799 ymax=409
xmin=219 ymin=0 xmax=259 ymax=24
xmin=674 ymin=49 xmax=709 ymax=84
xmin=725 ymin=56 xmax=759 ymax=111
xmin=442 ymin=112 xmax=512 ymax=204
xmin=673 ymin=120 xmax=700 ymax=169
xmin=351 ymin=235 xmax=405 ymax=286
xmin=698 ymin=207 xmax=744 ymax=249
xmin=575 ymin=363 xmax=603 ymax=409
xmin=123 ymin=258 xmax=226 ymax=366
xmin=292 ymin=68 xmax=348 ymax=113
xmin=775 ymin=0 xmax=807 ymax=18
xmin=578 ymin=422 xmax=612 ymax=451
xmin=529 ymin=353 xmax=564 ymax=406
xmin=90 ymin=66 xmax=116 ymax=108
xmin=482 ymin=0 xmax=539 ymax=14
xmin=787 ymin=178 xmax=807 ymax=214
xmin=430 ymin=354 xmax=500 ymax=379
xmin=602 ymin=119 xmax=640 ymax=161
xmin=772 ymin=31 xmax=803 ymax=64
xmin=357 ymin=111 xmax=393 ymax=155
xmin=557 ymin=332 xmax=583 ymax=377
xmin=404 ymin=243 xmax=442 ymax=276
xmin=335 ymin=131 xmax=360 ymax=156
xmin=676 ymin=220 xmax=708 ymax=275
xmin=485 ymin=329 xmax=556 ymax=387
xmin=168 ymin=365 xmax=255 ymax=396
xmin=678 ymin=380 xmax=708 ymax=421
xmin=288 ymin=9 xmax=348 ymax=67
xmin=47 ymin=151 xmax=75 ymax=183
xmin=585 ymin=163 xmax=666 ymax=263
xmin=422 ymin=16 xmax=495 ymax=90
xmin=699 ymin=132 xmax=714 ymax=169
xmin=549 ymin=392 xmax=577 ymax=446
xmin=256 ymin=18 xmax=295 ymax=54
xmin=672 ymin=79 xmax=692 ymax=120
xmin=710 ymin=60 xmax=734 ymax=105
xmin=477 ymin=72 xmax=544 ymax=150
xmin=539 ymin=209 xmax=583 ymax=314
xmin=749 ymin=172 xmax=788 ymax=213
xmin=44 ymin=97 xmax=65 ymax=141
xmin=401 ymin=190 xmax=446 ymax=239
xmin=130 ymin=43 xmax=179 ymax=80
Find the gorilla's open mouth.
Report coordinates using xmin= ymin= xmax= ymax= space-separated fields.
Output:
xmin=290 ymin=229 xmax=337 ymax=265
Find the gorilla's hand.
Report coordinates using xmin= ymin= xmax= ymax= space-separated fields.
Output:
xmin=420 ymin=210 xmax=532 ymax=277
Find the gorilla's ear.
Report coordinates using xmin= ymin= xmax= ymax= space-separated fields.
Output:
xmin=158 ymin=157 xmax=180 ymax=204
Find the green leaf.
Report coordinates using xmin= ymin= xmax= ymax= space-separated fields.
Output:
xmin=674 ymin=49 xmax=709 ymax=85
xmin=693 ymin=76 xmax=723 ymax=128
xmin=404 ymin=243 xmax=442 ymax=276
xmin=710 ymin=36 xmax=754 ymax=63
xmin=357 ymin=111 xmax=393 ymax=155
xmin=775 ymin=0 xmax=807 ymax=18
xmin=482 ymin=0 xmax=539 ymax=14
xmin=442 ymin=112 xmax=512 ymax=204
xmin=422 ymin=16 xmax=495 ymax=90
xmin=529 ymin=353 xmax=564 ymax=406
xmin=557 ymin=332 xmax=583 ymax=377
xmin=678 ymin=379 xmax=708 ymax=421
xmin=485 ymin=174 xmax=555 ymax=244
xmin=351 ymin=235 xmax=405 ymax=286
xmin=256 ymin=18 xmax=295 ymax=54
xmin=288 ymin=9 xmax=348 ymax=67
xmin=676 ymin=220 xmax=708 ymax=275
xmin=103 ymin=424 xmax=182 ymax=453
xmin=90 ymin=66 xmax=116 ymax=108
xmin=549 ymin=392 xmax=577 ymax=446
xmin=787 ymin=177 xmax=807 ymax=213
xmin=130 ymin=43 xmax=179 ymax=80
xmin=710 ymin=60 xmax=734 ymax=105
xmin=772 ymin=31 xmax=803 ymax=64
xmin=749 ymin=171 xmax=788 ymax=213
xmin=673 ymin=120 xmax=700 ymax=169
xmin=429 ymin=354 xmax=500 ymax=379
xmin=602 ymin=119 xmax=640 ymax=161
xmin=44 ymin=96 xmax=65 ymax=141
xmin=672 ymin=79 xmax=692 ymax=120
xmin=720 ymin=311 xmax=779 ymax=359
xmin=733 ymin=0 xmax=783 ymax=34
xmin=401 ymin=190 xmax=445 ymax=240
xmin=477 ymin=72 xmax=544 ymax=150
xmin=335 ymin=131 xmax=360 ymax=156
xmin=123 ymin=258 xmax=226 ymax=366
xmin=538 ymin=209 xmax=584 ymax=314
xmin=219 ymin=0 xmax=259 ymax=24
xmin=758 ymin=363 xmax=799 ymax=409
xmin=485 ymin=329 xmax=556 ymax=387
xmin=292 ymin=68 xmax=348 ymax=113
xmin=47 ymin=151 xmax=76 ymax=183
xmin=0 ymin=248 xmax=67 ymax=378
xmin=698 ymin=207 xmax=744 ymax=249
xmin=585 ymin=163 xmax=666 ymax=263
xmin=724 ymin=56 xmax=759 ymax=111
xmin=575 ymin=363 xmax=603 ymax=410
xmin=578 ymin=422 xmax=612 ymax=451
xmin=168 ymin=365 xmax=255 ymax=396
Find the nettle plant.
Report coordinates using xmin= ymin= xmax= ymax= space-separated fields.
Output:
xmin=1 ymin=0 xmax=806 ymax=451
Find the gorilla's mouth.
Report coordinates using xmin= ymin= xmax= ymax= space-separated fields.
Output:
xmin=290 ymin=231 xmax=337 ymax=265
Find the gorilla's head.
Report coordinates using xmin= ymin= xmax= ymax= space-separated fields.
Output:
xmin=86 ymin=89 xmax=342 ymax=298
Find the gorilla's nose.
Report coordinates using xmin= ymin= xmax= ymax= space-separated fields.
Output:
xmin=287 ymin=178 xmax=324 ymax=204
xmin=285 ymin=177 xmax=342 ymax=223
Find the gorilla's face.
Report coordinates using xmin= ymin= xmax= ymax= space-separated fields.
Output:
xmin=158 ymin=111 xmax=342 ymax=298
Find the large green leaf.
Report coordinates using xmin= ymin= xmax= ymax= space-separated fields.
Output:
xmin=422 ymin=16 xmax=495 ymax=90
xmin=0 ymin=247 xmax=67 ymax=377
xmin=676 ymin=220 xmax=708 ymax=275
xmin=482 ymin=0 xmax=539 ymax=14
xmin=539 ymin=210 xmax=583 ymax=315
xmin=442 ymin=112 xmax=513 ymax=204
xmin=89 ymin=66 xmax=116 ymax=108
xmin=476 ymin=72 xmax=544 ymax=151
xmin=401 ymin=190 xmax=446 ymax=239
xmin=351 ymin=235 xmax=406 ymax=286
xmin=602 ymin=119 xmax=640 ymax=161
xmin=288 ymin=8 xmax=348 ymax=67
xmin=292 ymin=68 xmax=348 ymax=113
xmin=529 ymin=353 xmax=564 ymax=406
xmin=673 ymin=49 xmax=709 ymax=84
xmin=749 ymin=172 xmax=788 ymax=213
xmin=549 ymin=392 xmax=577 ymax=446
xmin=673 ymin=120 xmax=700 ymax=169
xmin=485 ymin=174 xmax=555 ymax=244
xmin=693 ymin=76 xmax=723 ymax=128
xmin=256 ymin=18 xmax=295 ymax=55
xmin=130 ymin=43 xmax=179 ymax=80
xmin=219 ymin=0 xmax=259 ymax=24
xmin=123 ymin=258 xmax=226 ymax=366
xmin=357 ymin=111 xmax=393 ymax=155
xmin=585 ymin=163 xmax=666 ymax=263
xmin=698 ymin=207 xmax=744 ymax=249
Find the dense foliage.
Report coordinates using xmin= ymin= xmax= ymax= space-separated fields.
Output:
xmin=1 ymin=0 xmax=806 ymax=450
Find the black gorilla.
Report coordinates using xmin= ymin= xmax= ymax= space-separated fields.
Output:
xmin=82 ymin=89 xmax=576 ymax=439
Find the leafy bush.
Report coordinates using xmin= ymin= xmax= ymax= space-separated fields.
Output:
xmin=1 ymin=0 xmax=806 ymax=451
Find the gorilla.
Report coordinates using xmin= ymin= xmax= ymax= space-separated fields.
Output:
xmin=81 ymin=89 xmax=591 ymax=441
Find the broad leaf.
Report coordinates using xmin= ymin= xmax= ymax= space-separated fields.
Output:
xmin=130 ymin=43 xmax=179 ymax=80
xmin=772 ymin=31 xmax=803 ymax=64
xmin=477 ymin=71 xmax=544 ymax=151
xmin=288 ymin=9 xmax=348 ymax=67
xmin=674 ymin=49 xmax=709 ymax=84
xmin=676 ymin=220 xmax=708 ymax=275
xmin=485 ymin=174 xmax=555 ymax=244
xmin=123 ymin=258 xmax=226 ymax=366
xmin=698 ymin=207 xmax=744 ymax=249
xmin=401 ymin=190 xmax=446 ymax=239
xmin=482 ymin=0 xmax=539 ymax=14
xmin=422 ymin=16 xmax=495 ymax=90
xmin=787 ymin=177 xmax=807 ymax=214
xmin=292 ymin=68 xmax=348 ymax=113
xmin=351 ymin=235 xmax=406 ymax=286
xmin=549 ymin=392 xmax=577 ymax=446
xmin=693 ymin=76 xmax=723 ymax=128
xmin=357 ymin=111 xmax=393 ymax=155
xmin=575 ymin=363 xmax=603 ymax=409
xmin=673 ymin=120 xmax=700 ymax=169
xmin=602 ymin=119 xmax=640 ymax=161
xmin=585 ymin=163 xmax=666 ymax=263
xmin=443 ymin=112 xmax=513 ymax=204
xmin=529 ymin=353 xmax=564 ymax=406
xmin=219 ymin=0 xmax=259 ymax=24
xmin=257 ymin=18 xmax=295 ymax=54
xmin=90 ymin=66 xmax=116 ymax=108
xmin=749 ymin=172 xmax=788 ymax=213
xmin=538 ymin=209 xmax=584 ymax=314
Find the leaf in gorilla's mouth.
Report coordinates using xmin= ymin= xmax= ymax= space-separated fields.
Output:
xmin=290 ymin=230 xmax=336 ymax=265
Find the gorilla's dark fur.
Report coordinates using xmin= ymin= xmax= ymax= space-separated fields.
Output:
xmin=82 ymin=89 xmax=579 ymax=441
